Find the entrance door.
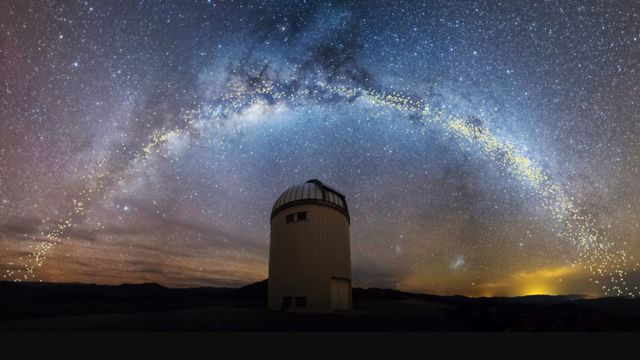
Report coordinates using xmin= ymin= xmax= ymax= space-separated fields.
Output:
xmin=330 ymin=277 xmax=351 ymax=310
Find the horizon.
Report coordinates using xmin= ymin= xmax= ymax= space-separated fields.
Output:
xmin=1 ymin=278 xmax=604 ymax=300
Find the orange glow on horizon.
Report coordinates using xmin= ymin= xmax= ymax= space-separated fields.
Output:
xmin=398 ymin=265 xmax=585 ymax=297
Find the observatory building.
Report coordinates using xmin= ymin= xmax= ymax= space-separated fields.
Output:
xmin=268 ymin=179 xmax=352 ymax=312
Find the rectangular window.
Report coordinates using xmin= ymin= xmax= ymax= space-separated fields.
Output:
xmin=295 ymin=297 xmax=307 ymax=307
xmin=285 ymin=212 xmax=307 ymax=224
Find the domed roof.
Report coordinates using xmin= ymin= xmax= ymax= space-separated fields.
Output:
xmin=271 ymin=179 xmax=349 ymax=222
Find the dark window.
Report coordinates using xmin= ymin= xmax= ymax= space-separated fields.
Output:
xmin=295 ymin=297 xmax=307 ymax=307
xmin=283 ymin=297 xmax=292 ymax=306
xmin=286 ymin=212 xmax=307 ymax=224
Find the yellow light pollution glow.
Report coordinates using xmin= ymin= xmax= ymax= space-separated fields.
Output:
xmin=512 ymin=266 xmax=577 ymax=296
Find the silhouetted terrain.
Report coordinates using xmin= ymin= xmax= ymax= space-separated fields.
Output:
xmin=1 ymin=280 xmax=640 ymax=331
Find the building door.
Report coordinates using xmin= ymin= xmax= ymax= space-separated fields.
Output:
xmin=330 ymin=277 xmax=351 ymax=310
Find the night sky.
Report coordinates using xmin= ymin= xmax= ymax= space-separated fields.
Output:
xmin=1 ymin=0 xmax=639 ymax=297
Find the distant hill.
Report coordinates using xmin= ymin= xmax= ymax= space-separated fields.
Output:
xmin=0 ymin=280 xmax=257 ymax=323
xmin=1 ymin=280 xmax=640 ymax=331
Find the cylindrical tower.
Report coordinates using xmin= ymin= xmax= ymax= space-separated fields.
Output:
xmin=268 ymin=179 xmax=352 ymax=312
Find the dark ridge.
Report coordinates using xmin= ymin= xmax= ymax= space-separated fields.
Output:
xmin=1 ymin=280 xmax=640 ymax=331
xmin=228 ymin=279 xmax=268 ymax=304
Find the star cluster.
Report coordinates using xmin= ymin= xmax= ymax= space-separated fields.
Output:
xmin=1 ymin=0 xmax=639 ymax=296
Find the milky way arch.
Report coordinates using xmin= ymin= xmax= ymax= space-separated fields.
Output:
xmin=6 ymin=69 xmax=638 ymax=297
